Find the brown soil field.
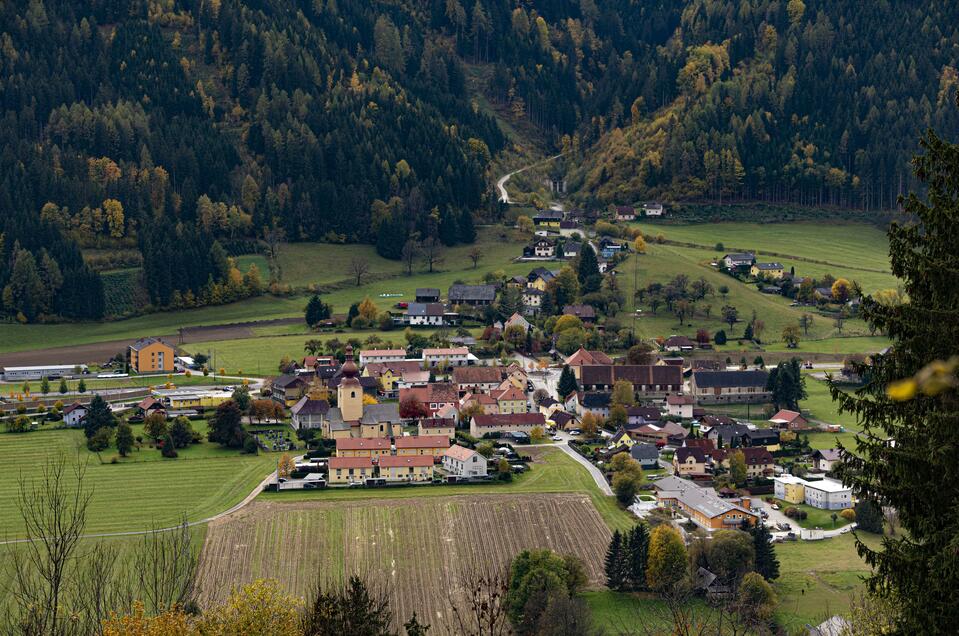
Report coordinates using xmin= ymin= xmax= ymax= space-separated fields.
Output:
xmin=196 ymin=493 xmax=611 ymax=629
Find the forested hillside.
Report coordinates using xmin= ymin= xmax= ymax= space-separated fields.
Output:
xmin=0 ymin=0 xmax=956 ymax=323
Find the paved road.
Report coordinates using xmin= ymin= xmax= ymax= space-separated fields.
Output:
xmin=495 ymin=154 xmax=564 ymax=204
xmin=556 ymin=441 xmax=613 ymax=496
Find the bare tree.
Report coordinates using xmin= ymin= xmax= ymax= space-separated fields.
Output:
xmin=349 ymin=256 xmax=370 ymax=286
xmin=8 ymin=455 xmax=91 ymax=636
xmin=421 ymin=236 xmax=444 ymax=273
xmin=446 ymin=560 xmax=511 ymax=636
xmin=133 ymin=519 xmax=199 ymax=614
xmin=468 ymin=246 xmax=483 ymax=269
xmin=401 ymin=235 xmax=421 ymax=276
xmin=262 ymin=225 xmax=285 ymax=283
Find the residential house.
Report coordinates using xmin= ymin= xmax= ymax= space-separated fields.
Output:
xmin=743 ymin=428 xmax=781 ymax=448
xmin=531 ymin=238 xmax=556 ymax=258
xmin=666 ymin=395 xmax=695 ymax=418
xmin=812 ymin=449 xmax=842 ymax=472
xmin=470 ymin=412 xmax=545 ymax=438
xmin=580 ymin=392 xmax=611 ymax=418
xmin=558 ymin=220 xmax=582 ymax=237
xmin=631 ymin=421 xmax=688 ymax=446
xmin=598 ymin=238 xmax=625 ymax=259
xmin=378 ymin=455 xmax=434 ymax=482
xmin=563 ymin=304 xmax=597 ymax=323
xmin=63 ymin=402 xmax=88 ymax=427
xmin=643 ymin=202 xmax=665 ymax=217
xmin=705 ymin=423 xmax=751 ymax=447
xmin=460 ymin=391 xmax=498 ymax=415
xmin=335 ymin=437 xmax=391 ymax=458
xmin=596 ymin=256 xmax=610 ymax=274
xmin=564 ymin=348 xmax=614 ymax=379
xmin=526 ymin=268 xmax=555 ymax=290
xmin=549 ymin=410 xmax=578 ymax=431
xmin=769 ymin=409 xmax=810 ymax=431
xmin=814 ymin=287 xmax=834 ymax=302
xmin=394 ymin=434 xmax=449 ymax=457
xmin=128 ymin=337 xmax=175 ymax=374
xmin=363 ymin=360 xmax=424 ymax=396
xmin=683 ymin=438 xmax=715 ymax=451
xmin=493 ymin=385 xmax=529 ymax=414
xmin=400 ymin=303 xmax=458 ymax=327
xmin=423 ymin=347 xmax=472 ymax=368
xmin=774 ymin=475 xmax=852 ymax=510
xmin=562 ymin=241 xmax=582 ymax=259
xmin=609 ymin=428 xmax=636 ymax=448
xmin=664 ymin=335 xmax=696 ymax=353
xmin=630 ymin=443 xmax=660 ymax=469
xmin=711 ymin=447 xmax=775 ymax=478
xmin=654 ymin=476 xmax=758 ymax=530
xmin=453 ymin=366 xmax=506 ymax=395
xmin=522 ymin=288 xmax=545 ymax=313
xmin=504 ymin=313 xmax=532 ymax=333
xmin=328 ymin=456 xmax=375 ymax=484
xmin=415 ymin=288 xmax=441 ymax=303
xmin=674 ymin=447 xmax=708 ymax=476
xmin=359 ymin=349 xmax=408 ymax=366
xmin=135 ymin=397 xmax=166 ymax=418
xmin=443 ymin=445 xmax=488 ymax=477
xmin=271 ymin=375 xmax=311 ymax=407
xmin=400 ymin=383 xmax=459 ymax=418
xmin=579 ymin=365 xmax=683 ymax=398
xmin=722 ymin=253 xmax=755 ymax=271
xmin=750 ymin=262 xmax=786 ymax=279
xmin=532 ymin=209 xmax=564 ymax=228
xmin=690 ymin=370 xmax=771 ymax=404
xmin=614 ymin=205 xmax=636 ymax=221
xmin=627 ymin=405 xmax=662 ymax=425
xmin=418 ymin=417 xmax=456 ymax=439
xmin=290 ymin=397 xmax=330 ymax=430
xmin=448 ymin=284 xmax=497 ymax=307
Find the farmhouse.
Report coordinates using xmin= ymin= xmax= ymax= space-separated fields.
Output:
xmin=643 ymin=202 xmax=665 ymax=217
xmin=378 ymin=455 xmax=434 ymax=482
xmin=812 ymin=449 xmax=842 ymax=472
xmin=558 ymin=220 xmax=582 ymax=237
xmin=690 ymin=370 xmax=771 ymax=404
xmin=442 ymin=445 xmax=488 ymax=477
xmin=128 ymin=337 xmax=175 ymax=374
xmin=722 ymin=253 xmax=755 ymax=270
xmin=563 ymin=304 xmax=596 ymax=323
xmin=398 ymin=303 xmax=458 ymax=327
xmin=664 ymin=335 xmax=696 ymax=352
xmin=504 ymin=313 xmax=532 ymax=333
xmin=522 ymin=288 xmax=545 ymax=312
xmin=394 ymin=435 xmax=449 ymax=457
xmin=579 ymin=364 xmax=683 ymax=398
xmin=769 ymin=409 xmax=810 ymax=431
xmin=562 ymin=241 xmax=581 ymax=259
xmin=580 ymin=392 xmax=611 ymax=418
xmin=654 ymin=476 xmax=758 ymax=530
xmin=750 ymin=262 xmax=786 ymax=279
xmin=615 ymin=205 xmax=635 ymax=221
xmin=328 ymin=456 xmax=374 ymax=484
xmin=335 ymin=437 xmax=391 ymax=458
xmin=448 ymin=284 xmax=497 ymax=306
xmin=452 ymin=366 xmax=507 ymax=395
xmin=531 ymin=238 xmax=556 ymax=258
xmin=532 ymin=209 xmax=564 ymax=228
xmin=418 ymin=417 xmax=456 ymax=439
xmin=666 ymin=395 xmax=695 ymax=418
xmin=63 ymin=402 xmax=88 ymax=427
xmin=470 ymin=412 xmax=545 ymax=438
xmin=359 ymin=349 xmax=408 ymax=366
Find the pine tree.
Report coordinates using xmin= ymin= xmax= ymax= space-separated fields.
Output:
xmin=577 ymin=243 xmax=601 ymax=294
xmin=305 ymin=295 xmax=331 ymax=327
xmin=83 ymin=394 xmax=116 ymax=439
xmin=557 ymin=364 xmax=579 ymax=399
xmin=58 ymin=378 xmax=68 ymax=394
xmin=438 ymin=208 xmax=459 ymax=246
xmin=457 ymin=209 xmax=476 ymax=244
xmin=748 ymin=524 xmax=780 ymax=581
xmin=625 ymin=523 xmax=650 ymax=591
xmin=604 ymin=530 xmax=625 ymax=590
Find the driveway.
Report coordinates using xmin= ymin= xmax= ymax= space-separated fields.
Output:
xmin=555 ymin=441 xmax=613 ymax=496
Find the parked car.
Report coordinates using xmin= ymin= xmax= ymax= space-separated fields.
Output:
xmin=569 ymin=429 xmax=582 ymax=436
xmin=770 ymin=503 xmax=780 ymax=510
xmin=550 ymin=434 xmax=562 ymax=441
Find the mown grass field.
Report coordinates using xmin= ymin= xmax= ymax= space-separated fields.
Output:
xmin=261 ymin=446 xmax=637 ymax=533
xmin=0 ymin=428 xmax=276 ymax=538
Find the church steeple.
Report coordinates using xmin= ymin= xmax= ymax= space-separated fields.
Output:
xmin=338 ymin=345 xmax=363 ymax=421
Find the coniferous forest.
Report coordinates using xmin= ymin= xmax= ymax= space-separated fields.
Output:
xmin=1 ymin=0 xmax=957 ymax=322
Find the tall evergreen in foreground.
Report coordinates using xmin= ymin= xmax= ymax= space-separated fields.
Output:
xmin=832 ymin=114 xmax=959 ymax=633
xmin=604 ymin=530 xmax=625 ymax=591
xmin=557 ymin=365 xmax=578 ymax=399
xmin=748 ymin=524 xmax=779 ymax=581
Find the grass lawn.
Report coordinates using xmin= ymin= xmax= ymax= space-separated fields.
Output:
xmin=800 ymin=378 xmax=865 ymax=450
xmin=773 ymin=500 xmax=853 ymax=530
xmin=764 ymin=335 xmax=889 ymax=354
xmin=631 ymin=221 xmax=895 ymax=292
xmin=774 ymin=532 xmax=881 ymax=631
xmin=0 ymin=428 xmax=277 ymax=538
xmin=585 ymin=590 xmax=715 ymax=633
xmin=259 ymin=446 xmax=637 ymax=532
xmin=2 ymin=374 xmax=237 ymax=394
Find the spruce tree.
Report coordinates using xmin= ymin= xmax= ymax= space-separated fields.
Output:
xmin=577 ymin=243 xmax=601 ymax=294
xmin=438 ymin=208 xmax=459 ymax=246
xmin=625 ymin=523 xmax=650 ymax=590
xmin=305 ymin=295 xmax=331 ymax=327
xmin=831 ymin=120 xmax=959 ymax=633
xmin=604 ymin=530 xmax=625 ymax=591
xmin=83 ymin=394 xmax=116 ymax=439
xmin=557 ymin=364 xmax=579 ymax=399
xmin=748 ymin=524 xmax=779 ymax=581
xmin=457 ymin=209 xmax=476 ymax=243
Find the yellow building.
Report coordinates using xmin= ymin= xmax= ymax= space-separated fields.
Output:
xmin=394 ymin=435 xmax=448 ymax=457
xmin=495 ymin=386 xmax=528 ymax=415
xmin=129 ymin=337 xmax=175 ymax=374
xmin=527 ymin=276 xmax=550 ymax=292
xmin=328 ymin=456 xmax=374 ymax=484
xmin=775 ymin=475 xmax=807 ymax=504
xmin=418 ymin=418 xmax=456 ymax=439
xmin=750 ymin=262 xmax=785 ymax=279
xmin=163 ymin=391 xmax=233 ymax=409
xmin=336 ymin=437 xmax=391 ymax=458
xmin=378 ymin=455 xmax=434 ymax=482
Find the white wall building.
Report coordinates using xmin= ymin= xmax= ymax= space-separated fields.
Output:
xmin=358 ymin=349 xmax=407 ymax=366
xmin=442 ymin=445 xmax=488 ymax=477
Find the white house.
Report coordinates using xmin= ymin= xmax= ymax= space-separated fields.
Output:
xmin=774 ymin=475 xmax=853 ymax=510
xmin=63 ymin=402 xmax=87 ymax=427
xmin=423 ymin=347 xmax=472 ymax=368
xmin=722 ymin=253 xmax=755 ymax=270
xmin=403 ymin=303 xmax=457 ymax=327
xmin=532 ymin=238 xmax=556 ymax=258
xmin=359 ymin=349 xmax=407 ymax=366
xmin=643 ymin=202 xmax=665 ymax=217
xmin=666 ymin=395 xmax=695 ymax=419
xmin=442 ymin=445 xmax=489 ymax=478
xmin=812 ymin=449 xmax=842 ymax=472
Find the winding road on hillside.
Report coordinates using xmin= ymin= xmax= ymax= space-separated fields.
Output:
xmin=496 ymin=153 xmax=566 ymax=205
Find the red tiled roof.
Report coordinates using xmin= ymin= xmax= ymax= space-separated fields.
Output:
xmin=394 ymin=435 xmax=449 ymax=449
xmin=444 ymin=445 xmax=478 ymax=461
xmin=453 ymin=366 xmax=506 ymax=384
xmin=329 ymin=456 xmax=374 ymax=469
xmin=379 ymin=455 xmax=435 ymax=468
xmin=335 ymin=438 xmax=391 ymax=451
xmin=472 ymin=413 xmax=545 ymax=428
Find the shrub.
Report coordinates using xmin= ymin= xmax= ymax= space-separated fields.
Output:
xmin=243 ymin=436 xmax=259 ymax=455
xmin=840 ymin=508 xmax=856 ymax=521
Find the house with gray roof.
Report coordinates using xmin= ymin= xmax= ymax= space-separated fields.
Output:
xmin=690 ymin=370 xmax=771 ymax=404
